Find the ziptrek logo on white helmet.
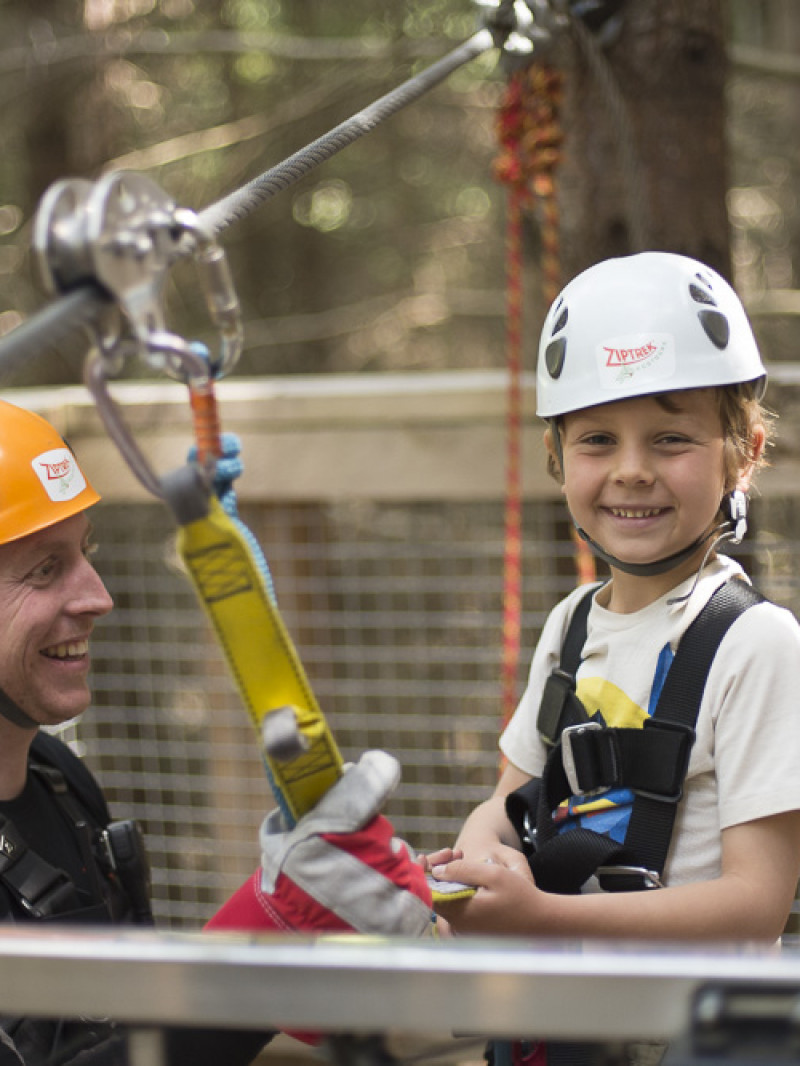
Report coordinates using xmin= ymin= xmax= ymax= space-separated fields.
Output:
xmin=597 ymin=332 xmax=675 ymax=392
xmin=31 ymin=448 xmax=87 ymax=503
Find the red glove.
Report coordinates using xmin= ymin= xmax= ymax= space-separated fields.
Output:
xmin=205 ymin=752 xmax=432 ymax=1043
xmin=205 ymin=751 xmax=432 ymax=937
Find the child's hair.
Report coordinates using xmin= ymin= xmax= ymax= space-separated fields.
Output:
xmin=716 ymin=381 xmax=773 ymax=490
xmin=545 ymin=383 xmax=774 ymax=492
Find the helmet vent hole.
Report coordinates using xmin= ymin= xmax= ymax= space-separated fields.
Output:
xmin=689 ymin=282 xmax=717 ymax=306
xmin=699 ymin=308 xmax=730 ymax=349
xmin=545 ymin=337 xmax=567 ymax=378
xmin=552 ymin=306 xmax=568 ymax=334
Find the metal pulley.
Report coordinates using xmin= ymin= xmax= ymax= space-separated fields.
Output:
xmin=475 ymin=0 xmax=625 ymax=68
xmin=33 ymin=170 xmax=242 ymax=383
xmin=476 ymin=0 xmax=565 ymax=61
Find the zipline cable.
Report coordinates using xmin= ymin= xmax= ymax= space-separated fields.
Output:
xmin=200 ymin=28 xmax=495 ymax=236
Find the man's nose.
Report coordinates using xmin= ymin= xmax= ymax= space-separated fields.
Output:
xmin=69 ymin=557 xmax=114 ymax=617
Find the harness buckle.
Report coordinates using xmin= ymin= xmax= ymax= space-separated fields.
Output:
xmin=635 ymin=717 xmax=696 ymax=803
xmin=561 ymin=720 xmax=605 ymax=796
xmin=596 ymin=864 xmax=664 ymax=890
xmin=521 ymin=809 xmax=536 ymax=852
xmin=537 ymin=668 xmax=577 ymax=746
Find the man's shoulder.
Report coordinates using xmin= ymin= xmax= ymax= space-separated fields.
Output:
xmin=29 ymin=732 xmax=110 ymax=827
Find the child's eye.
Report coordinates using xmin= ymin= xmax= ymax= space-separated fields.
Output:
xmin=83 ymin=541 xmax=99 ymax=559
xmin=580 ymin=433 xmax=614 ymax=446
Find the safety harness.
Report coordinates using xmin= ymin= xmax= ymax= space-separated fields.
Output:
xmin=505 ymin=578 xmax=765 ymax=895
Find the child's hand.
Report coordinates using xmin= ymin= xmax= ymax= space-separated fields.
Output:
xmin=429 ymin=853 xmax=538 ymax=935
xmin=419 ymin=846 xmax=463 ymax=872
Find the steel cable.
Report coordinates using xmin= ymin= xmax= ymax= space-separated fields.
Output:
xmin=199 ymin=28 xmax=494 ymax=236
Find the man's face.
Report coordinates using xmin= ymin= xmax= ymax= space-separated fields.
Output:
xmin=0 ymin=512 xmax=113 ymax=727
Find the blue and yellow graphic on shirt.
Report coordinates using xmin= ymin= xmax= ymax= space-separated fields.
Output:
xmin=555 ymin=642 xmax=673 ymax=842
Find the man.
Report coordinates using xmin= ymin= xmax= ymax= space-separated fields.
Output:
xmin=0 ymin=399 xmax=431 ymax=1065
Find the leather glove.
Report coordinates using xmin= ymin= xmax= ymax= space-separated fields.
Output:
xmin=205 ymin=750 xmax=432 ymax=938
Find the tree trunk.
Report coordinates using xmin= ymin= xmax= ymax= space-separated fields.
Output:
xmin=557 ymin=0 xmax=730 ymax=282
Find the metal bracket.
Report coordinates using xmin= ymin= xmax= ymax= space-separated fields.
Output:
xmin=261 ymin=706 xmax=311 ymax=764
xmin=677 ymin=983 xmax=800 ymax=1063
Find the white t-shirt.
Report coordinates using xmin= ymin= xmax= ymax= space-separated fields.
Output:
xmin=500 ymin=556 xmax=800 ymax=887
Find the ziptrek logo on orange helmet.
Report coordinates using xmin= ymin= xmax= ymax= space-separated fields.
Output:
xmin=31 ymin=448 xmax=88 ymax=503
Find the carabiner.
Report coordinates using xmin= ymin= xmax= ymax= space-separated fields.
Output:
xmin=84 ymin=340 xmax=218 ymax=501
xmin=172 ymin=208 xmax=243 ymax=380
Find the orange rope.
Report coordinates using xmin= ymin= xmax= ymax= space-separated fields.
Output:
xmin=189 ymin=380 xmax=223 ymax=466
xmin=494 ymin=65 xmax=595 ymax=729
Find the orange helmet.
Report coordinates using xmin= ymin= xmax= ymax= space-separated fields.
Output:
xmin=0 ymin=400 xmax=100 ymax=545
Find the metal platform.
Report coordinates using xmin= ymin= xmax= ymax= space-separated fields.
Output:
xmin=0 ymin=928 xmax=796 ymax=1044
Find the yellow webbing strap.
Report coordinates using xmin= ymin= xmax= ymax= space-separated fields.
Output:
xmin=175 ymin=494 xmax=343 ymax=823
xmin=173 ymin=480 xmax=465 ymax=906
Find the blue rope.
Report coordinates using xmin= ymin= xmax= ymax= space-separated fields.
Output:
xmin=189 ymin=431 xmax=278 ymax=607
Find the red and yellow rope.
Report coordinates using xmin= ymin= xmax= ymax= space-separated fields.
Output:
xmin=494 ymin=65 xmax=595 ymax=728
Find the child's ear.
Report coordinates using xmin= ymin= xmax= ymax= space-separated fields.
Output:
xmin=736 ymin=422 xmax=766 ymax=493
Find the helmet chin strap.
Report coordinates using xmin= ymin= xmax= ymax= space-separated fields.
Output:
xmin=0 ymin=688 xmax=39 ymax=731
xmin=573 ymin=489 xmax=749 ymax=580
xmin=573 ymin=522 xmax=719 ymax=577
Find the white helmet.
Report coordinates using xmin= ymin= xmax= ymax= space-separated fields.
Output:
xmin=536 ymin=252 xmax=766 ymax=418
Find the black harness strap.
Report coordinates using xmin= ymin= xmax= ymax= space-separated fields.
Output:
xmin=28 ymin=732 xmax=111 ymax=828
xmin=536 ymin=585 xmax=596 ymax=745
xmin=508 ymin=579 xmax=764 ymax=895
xmin=622 ymin=579 xmax=764 ymax=885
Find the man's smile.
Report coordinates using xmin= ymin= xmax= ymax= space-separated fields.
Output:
xmin=41 ymin=639 xmax=89 ymax=661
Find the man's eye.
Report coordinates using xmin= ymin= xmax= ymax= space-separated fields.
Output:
xmin=28 ymin=559 xmax=57 ymax=582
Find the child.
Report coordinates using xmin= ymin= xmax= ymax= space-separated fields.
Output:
xmin=428 ymin=252 xmax=800 ymax=950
